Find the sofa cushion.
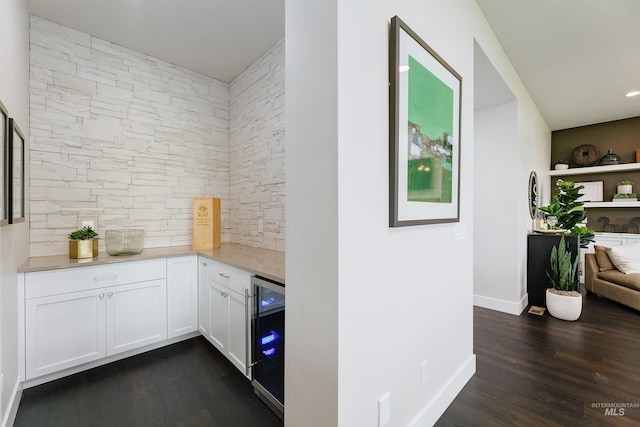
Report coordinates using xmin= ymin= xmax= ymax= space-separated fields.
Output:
xmin=594 ymin=245 xmax=616 ymax=272
xmin=597 ymin=270 xmax=640 ymax=292
xmin=606 ymin=244 xmax=640 ymax=274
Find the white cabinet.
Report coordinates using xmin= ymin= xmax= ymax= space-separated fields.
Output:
xmin=24 ymin=259 xmax=167 ymax=380
xmin=199 ymin=257 xmax=251 ymax=377
xmin=25 ymin=289 xmax=106 ymax=378
xmin=167 ymin=255 xmax=198 ymax=338
xmin=106 ymin=279 xmax=167 ymax=355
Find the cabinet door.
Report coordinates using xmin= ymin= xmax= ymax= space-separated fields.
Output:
xmin=227 ymin=288 xmax=249 ymax=376
xmin=106 ymin=279 xmax=167 ymax=356
xmin=207 ymin=281 xmax=229 ymax=353
xmin=167 ymin=256 xmax=198 ymax=338
xmin=25 ymin=289 xmax=106 ymax=379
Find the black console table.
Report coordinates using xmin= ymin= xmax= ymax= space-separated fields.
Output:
xmin=527 ymin=233 xmax=579 ymax=307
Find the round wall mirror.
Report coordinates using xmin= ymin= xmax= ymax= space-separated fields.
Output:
xmin=528 ymin=171 xmax=538 ymax=219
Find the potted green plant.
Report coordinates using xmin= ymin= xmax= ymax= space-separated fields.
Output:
xmin=538 ymin=179 xmax=595 ymax=248
xmin=554 ymin=159 xmax=569 ymax=170
xmin=546 ymin=236 xmax=581 ymax=321
xmin=616 ymin=180 xmax=633 ymax=195
xmin=68 ymin=226 xmax=99 ymax=259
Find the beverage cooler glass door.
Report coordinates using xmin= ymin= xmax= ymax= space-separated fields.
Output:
xmin=252 ymin=276 xmax=285 ymax=417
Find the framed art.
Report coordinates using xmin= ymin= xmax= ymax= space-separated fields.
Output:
xmin=575 ymin=181 xmax=603 ymax=203
xmin=8 ymin=118 xmax=25 ymax=224
xmin=0 ymin=100 xmax=7 ymax=226
xmin=389 ymin=16 xmax=462 ymax=227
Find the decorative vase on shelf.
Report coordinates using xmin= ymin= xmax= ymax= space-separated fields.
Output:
xmin=618 ymin=185 xmax=632 ymax=194
xmin=599 ymin=149 xmax=620 ymax=166
xmin=617 ymin=182 xmax=633 ymax=194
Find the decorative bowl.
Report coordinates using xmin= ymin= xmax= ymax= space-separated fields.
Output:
xmin=105 ymin=229 xmax=144 ymax=256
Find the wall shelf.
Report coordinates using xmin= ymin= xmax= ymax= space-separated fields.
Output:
xmin=584 ymin=201 xmax=640 ymax=208
xmin=549 ymin=163 xmax=640 ymax=176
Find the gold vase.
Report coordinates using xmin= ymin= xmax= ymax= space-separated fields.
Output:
xmin=69 ymin=239 xmax=98 ymax=259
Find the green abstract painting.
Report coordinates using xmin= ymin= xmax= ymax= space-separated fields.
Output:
xmin=407 ymin=55 xmax=454 ymax=203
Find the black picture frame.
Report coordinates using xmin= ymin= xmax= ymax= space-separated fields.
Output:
xmin=0 ymin=100 xmax=7 ymax=226
xmin=389 ymin=16 xmax=462 ymax=227
xmin=8 ymin=118 xmax=25 ymax=224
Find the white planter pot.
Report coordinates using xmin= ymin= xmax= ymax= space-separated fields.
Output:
xmin=617 ymin=184 xmax=632 ymax=194
xmin=554 ymin=163 xmax=569 ymax=170
xmin=546 ymin=289 xmax=582 ymax=321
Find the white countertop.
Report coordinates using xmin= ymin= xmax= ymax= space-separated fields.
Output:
xmin=18 ymin=243 xmax=285 ymax=284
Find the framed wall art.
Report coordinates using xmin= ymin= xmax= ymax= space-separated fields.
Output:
xmin=389 ymin=16 xmax=462 ymax=227
xmin=0 ymin=100 xmax=7 ymax=226
xmin=9 ymin=118 xmax=25 ymax=224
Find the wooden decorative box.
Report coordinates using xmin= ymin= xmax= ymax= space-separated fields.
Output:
xmin=192 ymin=198 xmax=221 ymax=250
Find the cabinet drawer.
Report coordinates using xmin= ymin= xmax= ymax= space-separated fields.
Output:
xmin=205 ymin=259 xmax=250 ymax=295
xmin=26 ymin=258 xmax=166 ymax=299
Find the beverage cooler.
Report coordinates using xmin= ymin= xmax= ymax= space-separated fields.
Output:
xmin=251 ymin=275 xmax=285 ymax=419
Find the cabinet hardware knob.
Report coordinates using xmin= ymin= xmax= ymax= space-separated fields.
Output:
xmin=219 ymin=273 xmax=230 ymax=279
xmin=99 ymin=293 xmax=105 ymax=299
xmin=106 ymin=291 xmax=114 ymax=297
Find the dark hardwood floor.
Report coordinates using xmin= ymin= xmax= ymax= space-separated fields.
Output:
xmin=14 ymin=337 xmax=283 ymax=427
xmin=14 ymin=294 xmax=639 ymax=426
xmin=436 ymin=293 xmax=640 ymax=427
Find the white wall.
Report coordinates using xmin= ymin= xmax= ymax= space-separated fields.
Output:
xmin=0 ymin=0 xmax=30 ymax=425
xmin=29 ymin=16 xmax=231 ymax=256
xmin=474 ymin=101 xmax=523 ymax=312
xmin=472 ymin=38 xmax=551 ymax=315
xmin=285 ymin=0 xmax=339 ymax=424
xmin=229 ymin=39 xmax=285 ymax=251
xmin=286 ymin=0 xmax=551 ymax=425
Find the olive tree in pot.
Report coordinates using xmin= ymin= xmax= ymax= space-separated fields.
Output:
xmin=546 ymin=236 xmax=582 ymax=321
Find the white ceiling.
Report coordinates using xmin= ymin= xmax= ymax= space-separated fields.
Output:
xmin=476 ymin=0 xmax=640 ymax=130
xmin=27 ymin=0 xmax=640 ymax=131
xmin=27 ymin=0 xmax=285 ymax=84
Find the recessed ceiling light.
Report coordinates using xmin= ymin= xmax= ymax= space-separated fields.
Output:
xmin=625 ymin=91 xmax=640 ymax=97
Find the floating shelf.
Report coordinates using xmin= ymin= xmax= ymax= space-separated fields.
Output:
xmin=584 ymin=201 xmax=640 ymax=208
xmin=549 ymin=163 xmax=640 ymax=176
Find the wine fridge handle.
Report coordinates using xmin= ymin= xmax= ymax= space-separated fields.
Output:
xmin=245 ymin=288 xmax=252 ymax=378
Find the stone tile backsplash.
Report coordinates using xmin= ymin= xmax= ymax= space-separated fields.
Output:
xmin=230 ymin=39 xmax=285 ymax=251
xmin=29 ymin=16 xmax=285 ymax=256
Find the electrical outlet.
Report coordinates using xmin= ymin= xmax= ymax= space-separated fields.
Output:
xmin=257 ymin=219 xmax=263 ymax=233
xmin=421 ymin=360 xmax=429 ymax=384
xmin=454 ymin=223 xmax=466 ymax=240
xmin=81 ymin=220 xmax=95 ymax=229
xmin=378 ymin=392 xmax=391 ymax=427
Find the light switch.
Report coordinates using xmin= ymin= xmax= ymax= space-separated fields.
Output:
xmin=454 ymin=223 xmax=466 ymax=240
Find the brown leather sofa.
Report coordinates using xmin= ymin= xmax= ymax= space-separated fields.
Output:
xmin=584 ymin=252 xmax=640 ymax=311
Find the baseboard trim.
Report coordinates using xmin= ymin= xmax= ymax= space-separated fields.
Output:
xmin=473 ymin=293 xmax=528 ymax=315
xmin=409 ymin=354 xmax=476 ymax=426
xmin=2 ymin=375 xmax=22 ymax=427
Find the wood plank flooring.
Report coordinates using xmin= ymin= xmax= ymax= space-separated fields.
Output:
xmin=14 ymin=337 xmax=283 ymax=427
xmin=14 ymin=293 xmax=639 ymax=426
xmin=436 ymin=293 xmax=640 ymax=427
